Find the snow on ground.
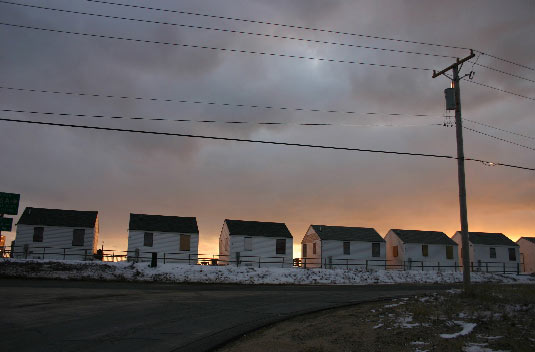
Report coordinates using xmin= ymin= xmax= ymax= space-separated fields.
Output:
xmin=440 ymin=321 xmax=477 ymax=339
xmin=463 ymin=343 xmax=509 ymax=352
xmin=1 ymin=259 xmax=534 ymax=285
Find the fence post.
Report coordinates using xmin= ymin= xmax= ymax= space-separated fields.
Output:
xmin=471 ymin=261 xmax=474 ymax=272
xmin=282 ymin=257 xmax=285 ymax=268
xmin=517 ymin=262 xmax=520 ymax=275
xmin=151 ymin=252 xmax=157 ymax=267
xmin=503 ymin=262 xmax=505 ymax=274
xmin=366 ymin=260 xmax=369 ymax=271
xmin=346 ymin=259 xmax=349 ymax=270
xmin=384 ymin=260 xmax=387 ymax=270
xmin=304 ymin=257 xmax=307 ymax=269
xmin=486 ymin=263 xmax=488 ymax=272
xmin=42 ymin=247 xmax=46 ymax=260
xmin=63 ymin=248 xmax=66 ymax=260
xmin=437 ymin=261 xmax=440 ymax=272
xmin=163 ymin=253 xmax=166 ymax=264
xmin=84 ymin=249 xmax=88 ymax=261
xmin=421 ymin=261 xmax=424 ymax=271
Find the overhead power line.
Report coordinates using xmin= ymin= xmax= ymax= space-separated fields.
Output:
xmin=1 ymin=117 xmax=533 ymax=171
xmin=0 ymin=85 xmax=442 ymax=119
xmin=1 ymin=108 xmax=443 ymax=128
xmin=7 ymin=1 xmax=534 ymax=84
xmin=478 ymin=52 xmax=535 ymax=72
xmin=463 ymin=118 xmax=534 ymax=141
xmin=467 ymin=80 xmax=535 ymax=102
xmin=0 ymin=1 xmax=458 ymax=60
xmin=78 ymin=0 xmax=535 ymax=73
xmin=0 ymin=22 xmax=432 ymax=71
xmin=473 ymin=63 xmax=535 ymax=84
xmin=462 ymin=126 xmax=535 ymax=151
xmin=80 ymin=0 xmax=471 ymax=52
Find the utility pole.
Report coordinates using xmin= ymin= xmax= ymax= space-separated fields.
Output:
xmin=432 ymin=50 xmax=475 ymax=288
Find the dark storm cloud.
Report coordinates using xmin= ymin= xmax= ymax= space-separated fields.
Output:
xmin=0 ymin=0 xmax=533 ymax=253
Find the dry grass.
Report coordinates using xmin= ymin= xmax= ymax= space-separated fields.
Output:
xmin=217 ymin=284 xmax=535 ymax=352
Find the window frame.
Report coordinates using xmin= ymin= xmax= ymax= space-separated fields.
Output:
xmin=180 ymin=234 xmax=191 ymax=251
xmin=343 ymin=241 xmax=350 ymax=255
xmin=72 ymin=229 xmax=85 ymax=246
xmin=143 ymin=232 xmax=153 ymax=247
xmin=276 ymin=239 xmax=286 ymax=255
xmin=33 ymin=227 xmax=44 ymax=243
xmin=489 ymin=247 xmax=496 ymax=259
xmin=392 ymin=245 xmax=399 ymax=258
xmin=446 ymin=245 xmax=454 ymax=259
xmin=313 ymin=242 xmax=317 ymax=255
xmin=302 ymin=243 xmax=307 ymax=257
xmin=372 ymin=242 xmax=381 ymax=258
xmin=508 ymin=248 xmax=516 ymax=261
xmin=422 ymin=244 xmax=429 ymax=257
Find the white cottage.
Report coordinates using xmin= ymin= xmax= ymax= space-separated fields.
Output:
xmin=385 ymin=229 xmax=458 ymax=271
xmin=301 ymin=225 xmax=385 ymax=269
xmin=452 ymin=231 xmax=520 ymax=272
xmin=127 ymin=213 xmax=199 ymax=264
xmin=219 ymin=219 xmax=293 ymax=268
xmin=14 ymin=207 xmax=99 ymax=260
xmin=517 ymin=237 xmax=535 ymax=273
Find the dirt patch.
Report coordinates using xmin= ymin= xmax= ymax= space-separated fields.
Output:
xmin=217 ymin=284 xmax=535 ymax=352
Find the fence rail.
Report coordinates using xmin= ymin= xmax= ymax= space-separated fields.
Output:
xmin=0 ymin=247 xmax=524 ymax=274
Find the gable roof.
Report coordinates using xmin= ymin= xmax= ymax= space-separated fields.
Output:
xmin=17 ymin=207 xmax=98 ymax=228
xmin=390 ymin=229 xmax=456 ymax=245
xmin=464 ymin=232 xmax=518 ymax=246
xmin=225 ymin=219 xmax=292 ymax=238
xmin=519 ymin=237 xmax=535 ymax=245
xmin=310 ymin=225 xmax=384 ymax=242
xmin=129 ymin=214 xmax=198 ymax=233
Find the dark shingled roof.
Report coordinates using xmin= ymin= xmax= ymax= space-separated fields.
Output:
xmin=465 ymin=232 xmax=518 ymax=246
xmin=225 ymin=219 xmax=292 ymax=238
xmin=129 ymin=214 xmax=198 ymax=233
xmin=17 ymin=207 xmax=98 ymax=228
xmin=519 ymin=237 xmax=535 ymax=245
xmin=311 ymin=225 xmax=384 ymax=242
xmin=391 ymin=229 xmax=456 ymax=245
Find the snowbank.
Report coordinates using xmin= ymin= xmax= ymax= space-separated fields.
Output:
xmin=1 ymin=259 xmax=533 ymax=285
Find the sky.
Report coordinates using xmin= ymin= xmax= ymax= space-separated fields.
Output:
xmin=0 ymin=0 xmax=534 ymax=257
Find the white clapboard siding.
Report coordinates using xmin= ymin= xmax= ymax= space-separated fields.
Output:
xmin=320 ymin=240 xmax=386 ymax=270
xmin=127 ymin=230 xmax=199 ymax=264
xmin=218 ymin=221 xmax=293 ymax=267
xmin=385 ymin=230 xmax=459 ymax=271
xmin=14 ymin=224 xmax=97 ymax=260
xmin=452 ymin=233 xmax=520 ymax=272
xmin=517 ymin=238 xmax=535 ymax=273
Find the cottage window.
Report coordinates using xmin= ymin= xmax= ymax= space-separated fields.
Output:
xmin=313 ymin=242 xmax=317 ymax=255
xmin=490 ymin=247 xmax=496 ymax=259
xmin=180 ymin=234 xmax=191 ymax=251
xmin=372 ymin=243 xmax=380 ymax=257
xmin=302 ymin=243 xmax=307 ymax=257
xmin=446 ymin=245 xmax=454 ymax=259
xmin=508 ymin=248 xmax=516 ymax=261
xmin=343 ymin=241 xmax=350 ymax=255
xmin=422 ymin=245 xmax=429 ymax=257
xmin=276 ymin=239 xmax=286 ymax=255
xmin=244 ymin=237 xmax=252 ymax=251
xmin=72 ymin=229 xmax=85 ymax=246
xmin=144 ymin=232 xmax=153 ymax=247
xmin=33 ymin=227 xmax=44 ymax=242
xmin=392 ymin=246 xmax=398 ymax=258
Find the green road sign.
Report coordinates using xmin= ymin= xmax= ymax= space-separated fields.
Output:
xmin=0 ymin=192 xmax=20 ymax=215
xmin=0 ymin=217 xmax=13 ymax=232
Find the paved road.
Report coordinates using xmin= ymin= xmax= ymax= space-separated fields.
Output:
xmin=0 ymin=279 xmax=455 ymax=351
